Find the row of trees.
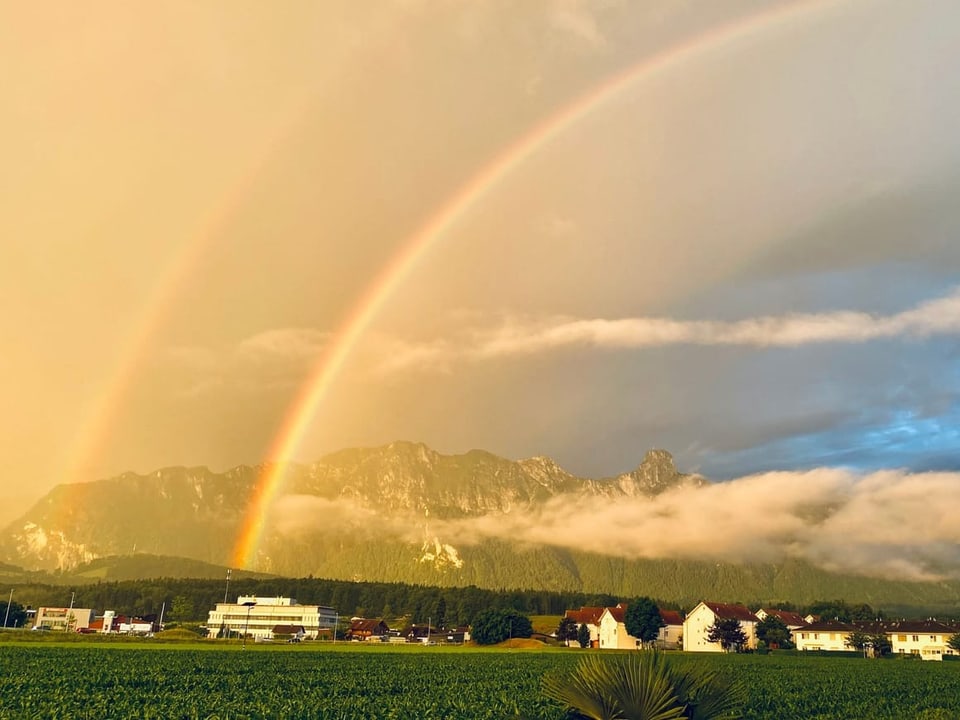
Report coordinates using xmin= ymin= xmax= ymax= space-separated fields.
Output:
xmin=4 ymin=578 xmax=629 ymax=628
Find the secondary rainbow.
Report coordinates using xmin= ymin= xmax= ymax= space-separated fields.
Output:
xmin=231 ymin=0 xmax=844 ymax=569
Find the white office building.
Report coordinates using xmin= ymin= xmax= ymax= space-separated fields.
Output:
xmin=207 ymin=596 xmax=337 ymax=640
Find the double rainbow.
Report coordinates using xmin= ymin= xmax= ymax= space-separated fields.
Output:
xmin=230 ymin=0 xmax=841 ymax=568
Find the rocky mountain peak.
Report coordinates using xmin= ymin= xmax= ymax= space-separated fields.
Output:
xmin=610 ymin=448 xmax=703 ymax=496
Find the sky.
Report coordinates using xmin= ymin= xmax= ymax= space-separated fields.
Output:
xmin=3 ymin=0 xmax=960 ymax=530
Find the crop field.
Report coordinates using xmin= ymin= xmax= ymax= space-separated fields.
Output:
xmin=0 ymin=643 xmax=959 ymax=719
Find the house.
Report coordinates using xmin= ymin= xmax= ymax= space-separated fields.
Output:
xmin=562 ymin=606 xmax=604 ymax=648
xmin=657 ymin=609 xmax=683 ymax=650
xmin=887 ymin=620 xmax=959 ymax=660
xmin=347 ymin=618 xmax=389 ymax=641
xmin=404 ymin=623 xmax=436 ymax=643
xmin=443 ymin=626 xmax=471 ymax=644
xmin=682 ymin=601 xmax=758 ymax=652
xmin=791 ymin=620 xmax=855 ymax=651
xmin=755 ymin=608 xmax=809 ymax=630
xmin=599 ymin=604 xmax=637 ymax=649
xmin=33 ymin=607 xmax=94 ymax=632
xmin=272 ymin=624 xmax=306 ymax=642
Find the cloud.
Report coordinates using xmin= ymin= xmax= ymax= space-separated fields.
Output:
xmin=165 ymin=328 xmax=331 ymax=396
xmin=547 ymin=0 xmax=607 ymax=49
xmin=236 ymin=328 xmax=330 ymax=360
xmin=378 ymin=288 xmax=960 ymax=372
xmin=272 ymin=467 xmax=960 ymax=582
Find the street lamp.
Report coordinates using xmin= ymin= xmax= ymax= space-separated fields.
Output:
xmin=3 ymin=589 xmax=12 ymax=629
xmin=241 ymin=600 xmax=256 ymax=650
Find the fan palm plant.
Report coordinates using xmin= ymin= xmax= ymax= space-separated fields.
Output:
xmin=542 ymin=652 xmax=744 ymax=720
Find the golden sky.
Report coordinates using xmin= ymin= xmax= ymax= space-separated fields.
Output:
xmin=3 ymin=0 xmax=960 ymax=524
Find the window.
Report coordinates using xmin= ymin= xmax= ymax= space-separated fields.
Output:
xmin=898 ymin=635 xmax=907 ymax=642
xmin=912 ymin=635 xmax=919 ymax=642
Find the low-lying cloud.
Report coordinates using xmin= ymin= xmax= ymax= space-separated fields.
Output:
xmin=273 ymin=467 xmax=960 ymax=582
xmin=378 ymin=288 xmax=960 ymax=373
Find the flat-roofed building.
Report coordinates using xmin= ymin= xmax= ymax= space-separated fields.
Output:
xmin=34 ymin=606 xmax=94 ymax=632
xmin=207 ymin=596 xmax=336 ymax=640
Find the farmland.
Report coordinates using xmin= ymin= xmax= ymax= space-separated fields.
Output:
xmin=0 ymin=643 xmax=959 ymax=719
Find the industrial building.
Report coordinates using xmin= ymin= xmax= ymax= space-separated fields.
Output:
xmin=207 ymin=596 xmax=337 ymax=640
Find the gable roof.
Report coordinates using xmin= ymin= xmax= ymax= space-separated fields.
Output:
xmin=564 ymin=607 xmax=605 ymax=625
xmin=702 ymin=602 xmax=758 ymax=623
xmin=659 ymin=609 xmax=683 ymax=626
xmin=884 ymin=620 xmax=958 ymax=635
xmin=349 ymin=618 xmax=388 ymax=633
xmin=760 ymin=609 xmax=808 ymax=627
xmin=791 ymin=620 xmax=856 ymax=633
xmin=604 ymin=605 xmax=627 ymax=623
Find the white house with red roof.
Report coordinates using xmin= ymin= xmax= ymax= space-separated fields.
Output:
xmin=755 ymin=608 xmax=809 ymax=630
xmin=598 ymin=604 xmax=635 ymax=649
xmin=887 ymin=620 xmax=959 ymax=660
xmin=791 ymin=619 xmax=855 ymax=651
xmin=562 ymin=606 xmax=604 ymax=648
xmin=682 ymin=601 xmax=758 ymax=652
xmin=657 ymin=609 xmax=684 ymax=650
xmin=597 ymin=604 xmax=684 ymax=650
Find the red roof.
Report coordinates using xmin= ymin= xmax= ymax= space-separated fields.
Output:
xmin=793 ymin=620 xmax=855 ymax=633
xmin=606 ymin=605 xmax=626 ymax=623
xmin=703 ymin=602 xmax=758 ymax=623
xmin=349 ymin=618 xmax=389 ymax=634
xmin=760 ymin=609 xmax=808 ymax=627
xmin=564 ymin=607 xmax=605 ymax=625
xmin=659 ymin=609 xmax=683 ymax=626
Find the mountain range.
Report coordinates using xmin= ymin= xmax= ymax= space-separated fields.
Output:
xmin=3 ymin=442 xmax=959 ymax=608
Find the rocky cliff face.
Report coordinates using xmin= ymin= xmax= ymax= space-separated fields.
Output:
xmin=0 ymin=442 xmax=699 ymax=575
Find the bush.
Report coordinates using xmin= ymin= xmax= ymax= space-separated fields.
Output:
xmin=543 ymin=651 xmax=745 ymax=719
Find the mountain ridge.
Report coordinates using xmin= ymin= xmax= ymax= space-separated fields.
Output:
xmin=3 ymin=441 xmax=959 ymax=607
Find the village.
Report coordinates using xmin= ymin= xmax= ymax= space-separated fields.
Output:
xmin=25 ymin=594 xmax=960 ymax=661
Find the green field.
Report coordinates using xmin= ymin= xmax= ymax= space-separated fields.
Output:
xmin=1 ymin=642 xmax=959 ymax=719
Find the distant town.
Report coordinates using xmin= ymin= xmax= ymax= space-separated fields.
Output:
xmin=24 ymin=594 xmax=960 ymax=661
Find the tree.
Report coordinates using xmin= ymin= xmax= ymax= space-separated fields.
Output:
xmin=625 ymin=597 xmax=666 ymax=648
xmin=577 ymin=622 xmax=591 ymax=649
xmin=755 ymin=615 xmax=792 ymax=649
xmin=434 ymin=597 xmax=447 ymax=630
xmin=542 ymin=651 xmax=745 ymax=720
xmin=844 ymin=630 xmax=871 ymax=652
xmin=0 ymin=600 xmax=27 ymax=629
xmin=949 ymin=633 xmax=960 ymax=653
xmin=868 ymin=632 xmax=891 ymax=656
xmin=557 ymin=616 xmax=579 ymax=644
xmin=706 ymin=618 xmax=747 ymax=652
xmin=471 ymin=609 xmax=533 ymax=645
xmin=171 ymin=595 xmax=195 ymax=622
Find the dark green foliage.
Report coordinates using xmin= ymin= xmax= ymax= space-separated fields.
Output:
xmin=1 ymin=646 xmax=960 ymax=718
xmin=844 ymin=630 xmax=871 ymax=651
xmin=949 ymin=633 xmax=960 ymax=652
xmin=471 ymin=609 xmax=533 ymax=645
xmin=0 ymin=600 xmax=26 ymax=629
xmin=706 ymin=618 xmax=748 ymax=652
xmin=755 ymin=615 xmax=792 ymax=649
xmin=625 ymin=597 xmax=666 ymax=646
xmin=805 ymin=600 xmax=879 ymax=623
xmin=557 ymin=616 xmax=579 ymax=643
xmin=542 ymin=652 xmax=745 ymax=720
xmin=578 ymin=622 xmax=591 ymax=648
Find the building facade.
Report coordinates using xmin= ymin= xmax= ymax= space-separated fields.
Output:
xmin=33 ymin=607 xmax=94 ymax=632
xmin=682 ymin=601 xmax=758 ymax=652
xmin=207 ymin=596 xmax=337 ymax=640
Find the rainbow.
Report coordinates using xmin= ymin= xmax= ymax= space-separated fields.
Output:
xmin=231 ymin=0 xmax=843 ymax=568
xmin=56 ymin=100 xmax=312 ymax=511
